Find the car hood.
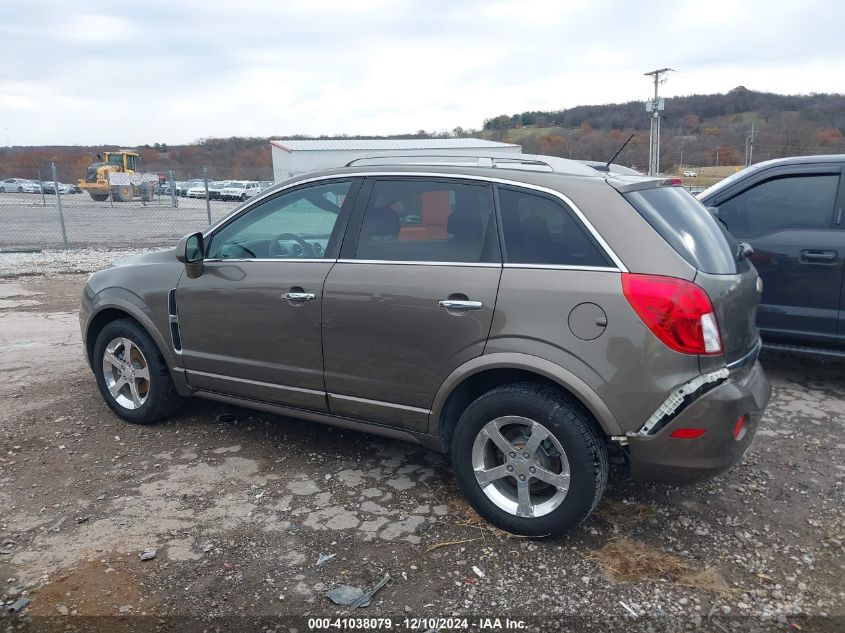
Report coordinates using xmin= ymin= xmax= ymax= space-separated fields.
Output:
xmin=113 ymin=248 xmax=177 ymax=268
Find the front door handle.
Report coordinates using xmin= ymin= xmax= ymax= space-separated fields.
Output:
xmin=282 ymin=291 xmax=316 ymax=301
xmin=438 ymin=299 xmax=483 ymax=311
xmin=800 ymin=250 xmax=837 ymax=264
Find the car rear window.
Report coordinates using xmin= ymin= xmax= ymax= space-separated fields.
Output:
xmin=624 ymin=186 xmax=738 ymax=275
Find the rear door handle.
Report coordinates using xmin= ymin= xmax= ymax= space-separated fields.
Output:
xmin=800 ymin=250 xmax=837 ymax=264
xmin=438 ymin=299 xmax=483 ymax=311
xmin=282 ymin=291 xmax=316 ymax=301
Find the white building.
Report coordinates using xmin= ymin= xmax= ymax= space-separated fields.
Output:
xmin=270 ymin=138 xmax=521 ymax=180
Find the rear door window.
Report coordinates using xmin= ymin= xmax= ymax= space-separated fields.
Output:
xmin=497 ymin=186 xmax=613 ymax=268
xmin=354 ymin=179 xmax=498 ymax=263
xmin=625 ymin=186 xmax=739 ymax=274
xmin=717 ymin=174 xmax=839 ymax=238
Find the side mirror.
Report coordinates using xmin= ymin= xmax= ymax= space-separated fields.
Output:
xmin=176 ymin=232 xmax=204 ymax=264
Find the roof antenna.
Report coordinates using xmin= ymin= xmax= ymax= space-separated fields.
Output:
xmin=606 ymin=134 xmax=634 ymax=168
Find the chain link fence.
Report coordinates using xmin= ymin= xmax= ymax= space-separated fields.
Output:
xmin=0 ymin=164 xmax=273 ymax=250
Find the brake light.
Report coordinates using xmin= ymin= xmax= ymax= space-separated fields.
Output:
xmin=622 ymin=273 xmax=722 ymax=355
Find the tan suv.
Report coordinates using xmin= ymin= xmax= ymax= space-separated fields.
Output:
xmin=80 ymin=154 xmax=771 ymax=535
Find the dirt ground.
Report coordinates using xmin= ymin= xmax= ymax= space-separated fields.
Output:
xmin=0 ymin=272 xmax=843 ymax=632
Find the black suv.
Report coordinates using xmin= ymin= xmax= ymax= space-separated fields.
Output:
xmin=698 ymin=155 xmax=845 ymax=356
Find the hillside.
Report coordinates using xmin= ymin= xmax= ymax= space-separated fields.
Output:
xmin=480 ymin=88 xmax=845 ymax=171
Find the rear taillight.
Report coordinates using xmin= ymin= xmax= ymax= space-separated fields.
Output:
xmin=622 ymin=273 xmax=722 ymax=355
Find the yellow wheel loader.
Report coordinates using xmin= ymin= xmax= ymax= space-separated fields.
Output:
xmin=79 ymin=151 xmax=140 ymax=202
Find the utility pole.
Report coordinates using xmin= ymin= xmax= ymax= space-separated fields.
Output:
xmin=745 ymin=121 xmax=757 ymax=166
xmin=644 ymin=68 xmax=674 ymax=176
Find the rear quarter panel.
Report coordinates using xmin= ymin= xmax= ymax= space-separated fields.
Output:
xmin=486 ymin=268 xmax=704 ymax=434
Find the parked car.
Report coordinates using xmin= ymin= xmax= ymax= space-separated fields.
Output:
xmin=220 ymin=181 xmax=261 ymax=201
xmin=259 ymin=180 xmax=274 ymax=191
xmin=683 ymin=170 xmax=698 ymax=177
xmin=79 ymin=154 xmax=770 ymax=536
xmin=208 ymin=181 xmax=231 ymax=200
xmin=40 ymin=181 xmax=75 ymax=195
xmin=698 ymin=154 xmax=845 ymax=357
xmin=0 ymin=178 xmax=41 ymax=193
xmin=186 ymin=184 xmax=207 ymax=198
xmin=177 ymin=180 xmax=203 ymax=197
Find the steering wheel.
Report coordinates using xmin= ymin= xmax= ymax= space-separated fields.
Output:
xmin=269 ymin=232 xmax=316 ymax=259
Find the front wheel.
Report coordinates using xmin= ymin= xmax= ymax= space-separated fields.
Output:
xmin=451 ymin=383 xmax=608 ymax=537
xmin=92 ymin=318 xmax=182 ymax=424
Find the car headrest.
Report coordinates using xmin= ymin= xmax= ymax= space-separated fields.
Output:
xmin=361 ymin=206 xmax=400 ymax=241
xmin=447 ymin=206 xmax=482 ymax=240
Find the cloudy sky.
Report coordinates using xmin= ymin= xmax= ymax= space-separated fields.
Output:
xmin=1 ymin=0 xmax=843 ymax=146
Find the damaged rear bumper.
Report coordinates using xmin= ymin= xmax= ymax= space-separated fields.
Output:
xmin=627 ymin=359 xmax=771 ymax=485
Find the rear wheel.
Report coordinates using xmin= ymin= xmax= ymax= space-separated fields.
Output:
xmin=92 ymin=318 xmax=181 ymax=424
xmin=451 ymin=383 xmax=608 ymax=537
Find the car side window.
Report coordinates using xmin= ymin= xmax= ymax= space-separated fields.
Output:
xmin=206 ymin=180 xmax=353 ymax=260
xmin=497 ymin=186 xmax=612 ymax=267
xmin=354 ymin=179 xmax=498 ymax=263
xmin=718 ymin=174 xmax=839 ymax=238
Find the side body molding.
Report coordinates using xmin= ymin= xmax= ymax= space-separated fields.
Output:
xmin=428 ymin=352 xmax=624 ymax=438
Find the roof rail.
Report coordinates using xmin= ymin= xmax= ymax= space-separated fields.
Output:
xmin=342 ymin=153 xmax=599 ymax=176
xmin=345 ymin=154 xmax=552 ymax=171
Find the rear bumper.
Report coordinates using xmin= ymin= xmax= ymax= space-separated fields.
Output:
xmin=627 ymin=360 xmax=771 ymax=485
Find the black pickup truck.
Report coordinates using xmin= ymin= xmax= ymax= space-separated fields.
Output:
xmin=697 ymin=155 xmax=845 ymax=358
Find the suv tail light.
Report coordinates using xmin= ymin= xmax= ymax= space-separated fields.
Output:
xmin=622 ymin=273 xmax=722 ymax=355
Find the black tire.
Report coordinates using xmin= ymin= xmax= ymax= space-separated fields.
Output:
xmin=451 ymin=382 xmax=608 ymax=537
xmin=17 ymin=186 xmax=23 ymax=192
xmin=240 ymin=194 xmax=247 ymax=201
xmin=92 ymin=318 xmax=181 ymax=424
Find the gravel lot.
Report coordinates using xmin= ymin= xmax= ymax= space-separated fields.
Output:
xmin=0 ymin=251 xmax=843 ymax=632
xmin=0 ymin=192 xmax=238 ymax=249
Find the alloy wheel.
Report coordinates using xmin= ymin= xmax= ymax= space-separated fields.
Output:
xmin=471 ymin=416 xmax=570 ymax=518
xmin=101 ymin=337 xmax=150 ymax=410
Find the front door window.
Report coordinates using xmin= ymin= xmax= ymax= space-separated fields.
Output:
xmin=207 ymin=180 xmax=352 ymax=260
